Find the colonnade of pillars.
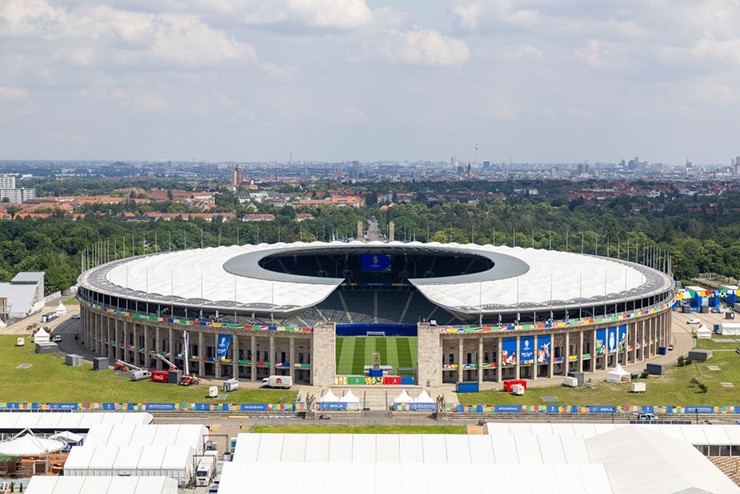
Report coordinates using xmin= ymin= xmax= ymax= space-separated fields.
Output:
xmin=441 ymin=310 xmax=672 ymax=383
xmin=80 ymin=307 xmax=312 ymax=384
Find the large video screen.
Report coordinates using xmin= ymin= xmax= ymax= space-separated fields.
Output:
xmin=360 ymin=254 xmax=392 ymax=272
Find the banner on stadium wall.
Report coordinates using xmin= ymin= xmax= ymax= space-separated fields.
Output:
xmin=502 ymin=338 xmax=517 ymax=366
xmin=607 ymin=327 xmax=617 ymax=354
xmin=618 ymin=325 xmax=628 ymax=352
xmin=520 ymin=336 xmax=535 ymax=365
xmin=536 ymin=335 xmax=551 ymax=363
xmin=217 ymin=334 xmax=232 ymax=359
xmin=596 ymin=329 xmax=606 ymax=355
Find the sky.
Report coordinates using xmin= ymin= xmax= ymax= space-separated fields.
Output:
xmin=1 ymin=0 xmax=739 ymax=164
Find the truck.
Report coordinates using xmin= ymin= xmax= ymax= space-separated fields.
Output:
xmin=261 ymin=375 xmax=293 ymax=389
xmin=194 ymin=450 xmax=218 ymax=487
xmin=114 ymin=360 xmax=151 ymax=381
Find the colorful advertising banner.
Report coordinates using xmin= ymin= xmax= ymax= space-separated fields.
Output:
xmin=536 ymin=334 xmax=551 ymax=364
xmin=520 ymin=336 xmax=535 ymax=365
xmin=217 ymin=334 xmax=232 ymax=359
xmin=502 ymin=338 xmax=517 ymax=366
xmin=596 ymin=329 xmax=606 ymax=355
xmin=618 ymin=325 xmax=628 ymax=352
xmin=607 ymin=327 xmax=617 ymax=354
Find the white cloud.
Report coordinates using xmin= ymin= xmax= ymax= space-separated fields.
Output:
xmin=0 ymin=86 xmax=29 ymax=101
xmin=365 ymin=28 xmax=470 ymax=66
xmin=111 ymin=88 xmax=168 ymax=113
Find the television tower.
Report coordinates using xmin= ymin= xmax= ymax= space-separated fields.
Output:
xmin=475 ymin=143 xmax=479 ymax=168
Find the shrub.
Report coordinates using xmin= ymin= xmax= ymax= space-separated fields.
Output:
xmin=677 ymin=356 xmax=685 ymax=367
xmin=640 ymin=370 xmax=649 ymax=379
xmin=698 ymin=383 xmax=708 ymax=393
xmin=685 ymin=358 xmax=693 ymax=365
xmin=690 ymin=377 xmax=699 ymax=386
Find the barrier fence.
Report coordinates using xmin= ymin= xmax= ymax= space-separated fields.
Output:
xmin=2 ymin=402 xmax=736 ymax=414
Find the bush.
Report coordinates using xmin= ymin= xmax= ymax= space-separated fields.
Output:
xmin=640 ymin=370 xmax=649 ymax=379
xmin=690 ymin=377 xmax=699 ymax=386
xmin=685 ymin=358 xmax=693 ymax=365
xmin=677 ymin=356 xmax=685 ymax=367
xmin=698 ymin=383 xmax=708 ymax=393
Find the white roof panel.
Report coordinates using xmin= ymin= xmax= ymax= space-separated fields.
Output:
xmin=421 ymin=435 xmax=447 ymax=463
xmin=281 ymin=434 xmax=307 ymax=462
xmin=537 ymin=435 xmax=566 ymax=464
xmin=81 ymin=424 xmax=113 ymax=447
xmin=87 ymin=446 xmax=118 ymax=471
xmin=232 ymin=433 xmax=260 ymax=463
xmin=444 ymin=434 xmax=471 ymax=463
xmin=256 ymin=433 xmax=284 ymax=462
xmin=352 ymin=435 xmax=376 ymax=463
xmin=136 ymin=446 xmax=166 ymax=472
xmin=491 ymin=435 xmax=517 ymax=464
xmin=105 ymin=424 xmax=135 ymax=447
xmin=375 ymin=434 xmax=400 ymax=464
xmin=304 ymin=434 xmax=330 ymax=463
xmin=113 ymin=445 xmax=142 ymax=470
xmin=467 ymin=435 xmax=495 ymax=464
xmin=63 ymin=445 xmax=97 ymax=474
xmin=328 ymin=434 xmax=352 ymax=463
xmin=514 ymin=435 xmax=542 ymax=464
xmin=399 ymin=434 xmax=424 ymax=464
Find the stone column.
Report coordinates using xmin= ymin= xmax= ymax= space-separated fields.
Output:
xmin=563 ymin=332 xmax=570 ymax=376
xmin=232 ymin=334 xmax=239 ymax=379
xmin=289 ymin=337 xmax=296 ymax=382
xmin=477 ymin=337 xmax=484 ymax=384
xmin=578 ymin=330 xmax=584 ymax=373
xmin=495 ymin=338 xmax=502 ymax=383
xmin=457 ymin=338 xmax=464 ymax=383
xmin=168 ymin=328 xmax=173 ymax=360
xmin=548 ymin=333 xmax=555 ymax=378
xmin=592 ymin=330 xmax=597 ymax=373
xmin=311 ymin=323 xmax=336 ymax=387
xmin=131 ymin=323 xmax=137 ymax=364
xmin=269 ymin=336 xmax=276 ymax=376
xmin=515 ymin=336 xmax=520 ymax=380
xmin=215 ymin=334 xmax=222 ymax=379
xmin=250 ymin=334 xmax=257 ymax=381
xmin=198 ymin=331 xmax=204 ymax=376
xmin=417 ymin=324 xmax=442 ymax=387
xmin=154 ymin=328 xmax=162 ymax=370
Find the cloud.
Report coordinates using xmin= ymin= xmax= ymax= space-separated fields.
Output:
xmin=363 ymin=27 xmax=470 ymax=66
xmin=0 ymin=86 xmax=29 ymax=101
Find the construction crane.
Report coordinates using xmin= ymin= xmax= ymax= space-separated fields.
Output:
xmin=152 ymin=353 xmax=200 ymax=386
xmin=114 ymin=359 xmax=151 ymax=381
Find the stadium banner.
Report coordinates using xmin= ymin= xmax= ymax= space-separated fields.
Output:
xmin=536 ymin=334 xmax=551 ymax=363
xmin=360 ymin=254 xmax=392 ymax=272
xmin=319 ymin=402 xmax=347 ymax=411
xmin=618 ymin=325 xmax=628 ymax=351
xmin=144 ymin=403 xmax=177 ymax=411
xmin=607 ymin=326 xmax=617 ymax=353
xmin=595 ymin=329 xmax=606 ymax=355
xmin=217 ymin=334 xmax=232 ymax=359
xmin=519 ymin=336 xmax=535 ymax=365
xmin=502 ymin=337 xmax=517 ymax=366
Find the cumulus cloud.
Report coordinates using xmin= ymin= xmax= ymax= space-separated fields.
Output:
xmin=0 ymin=86 xmax=29 ymax=101
xmin=362 ymin=27 xmax=470 ymax=66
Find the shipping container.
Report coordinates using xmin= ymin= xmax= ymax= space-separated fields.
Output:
xmin=151 ymin=371 xmax=169 ymax=383
xmin=456 ymin=382 xmax=479 ymax=393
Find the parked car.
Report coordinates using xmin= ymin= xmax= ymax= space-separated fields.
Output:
xmin=637 ymin=413 xmax=657 ymax=421
xmin=71 ymin=314 xmax=80 ymax=320
xmin=52 ymin=334 xmax=62 ymax=343
xmin=686 ymin=318 xmax=701 ymax=324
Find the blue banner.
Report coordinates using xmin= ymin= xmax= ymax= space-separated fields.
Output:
xmin=519 ymin=336 xmax=534 ymax=365
xmin=596 ymin=329 xmax=606 ymax=355
xmin=494 ymin=405 xmax=524 ymax=413
xmin=217 ymin=334 xmax=232 ymax=359
xmin=319 ymin=402 xmax=347 ymax=411
xmin=144 ymin=403 xmax=176 ymax=411
xmin=607 ymin=327 xmax=617 ymax=353
xmin=686 ymin=406 xmax=715 ymax=414
xmin=618 ymin=325 xmax=628 ymax=352
xmin=49 ymin=403 xmax=79 ymax=411
xmin=536 ymin=335 xmax=551 ymax=364
xmin=589 ymin=406 xmax=617 ymax=414
xmin=502 ymin=337 xmax=517 ymax=366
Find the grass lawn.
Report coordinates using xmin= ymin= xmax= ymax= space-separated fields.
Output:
xmin=458 ymin=338 xmax=740 ymax=406
xmin=336 ymin=337 xmax=417 ymax=375
xmin=0 ymin=335 xmax=296 ymax=403
xmin=63 ymin=298 xmax=80 ymax=306
xmin=254 ymin=425 xmax=465 ymax=434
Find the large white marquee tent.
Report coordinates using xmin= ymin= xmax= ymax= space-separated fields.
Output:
xmin=26 ymin=476 xmax=177 ymax=494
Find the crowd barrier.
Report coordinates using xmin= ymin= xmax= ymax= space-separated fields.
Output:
xmin=0 ymin=402 xmax=304 ymax=412
xmin=444 ymin=404 xmax=740 ymax=414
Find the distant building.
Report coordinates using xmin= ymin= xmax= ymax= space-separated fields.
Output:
xmin=232 ymin=166 xmax=244 ymax=189
xmin=0 ymin=272 xmax=45 ymax=320
xmin=0 ymin=173 xmax=37 ymax=203
xmin=735 ymin=156 xmax=740 ymax=176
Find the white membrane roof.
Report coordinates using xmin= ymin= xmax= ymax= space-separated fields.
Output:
xmin=80 ymin=241 xmax=672 ymax=315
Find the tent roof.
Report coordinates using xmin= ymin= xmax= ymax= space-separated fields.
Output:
xmin=585 ymin=426 xmax=739 ymax=494
xmin=26 ymin=476 xmax=177 ymax=494
xmin=319 ymin=389 xmax=340 ymax=402
xmin=340 ymin=389 xmax=360 ymax=403
xmin=415 ymin=390 xmax=434 ymax=403
xmin=394 ymin=390 xmax=413 ymax=403
xmin=49 ymin=431 xmax=84 ymax=443
xmin=607 ymin=364 xmax=629 ymax=375
xmin=0 ymin=430 xmax=65 ymax=456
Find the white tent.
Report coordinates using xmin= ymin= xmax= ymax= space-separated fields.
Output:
xmin=26 ymin=476 xmax=177 ymax=494
xmin=606 ymin=364 xmax=630 ymax=384
xmin=719 ymin=323 xmax=740 ymax=336
xmin=696 ymin=324 xmax=712 ymax=339
xmin=319 ymin=389 xmax=340 ymax=403
xmin=0 ymin=430 xmax=65 ymax=456
xmin=33 ymin=327 xmax=50 ymax=344
xmin=339 ymin=390 xmax=361 ymax=411
xmin=414 ymin=390 xmax=434 ymax=403
xmin=393 ymin=390 xmax=414 ymax=404
xmin=55 ymin=301 xmax=67 ymax=316
xmin=50 ymin=430 xmax=84 ymax=444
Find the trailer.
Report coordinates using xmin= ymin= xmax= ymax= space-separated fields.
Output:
xmin=114 ymin=360 xmax=151 ymax=381
xmin=261 ymin=375 xmax=292 ymax=389
xmin=195 ymin=450 xmax=218 ymax=487
xmin=152 ymin=354 xmax=201 ymax=386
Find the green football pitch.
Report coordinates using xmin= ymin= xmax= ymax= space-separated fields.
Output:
xmin=336 ymin=337 xmax=417 ymax=375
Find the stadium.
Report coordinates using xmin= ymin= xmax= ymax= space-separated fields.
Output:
xmin=76 ymin=241 xmax=675 ymax=387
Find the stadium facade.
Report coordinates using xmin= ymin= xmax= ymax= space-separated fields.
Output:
xmin=77 ymin=242 xmax=675 ymax=386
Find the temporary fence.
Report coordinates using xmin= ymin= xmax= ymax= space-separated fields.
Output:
xmin=444 ymin=404 xmax=740 ymax=414
xmin=0 ymin=402 xmax=304 ymax=413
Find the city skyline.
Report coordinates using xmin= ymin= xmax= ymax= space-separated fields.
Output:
xmin=1 ymin=1 xmax=739 ymax=164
